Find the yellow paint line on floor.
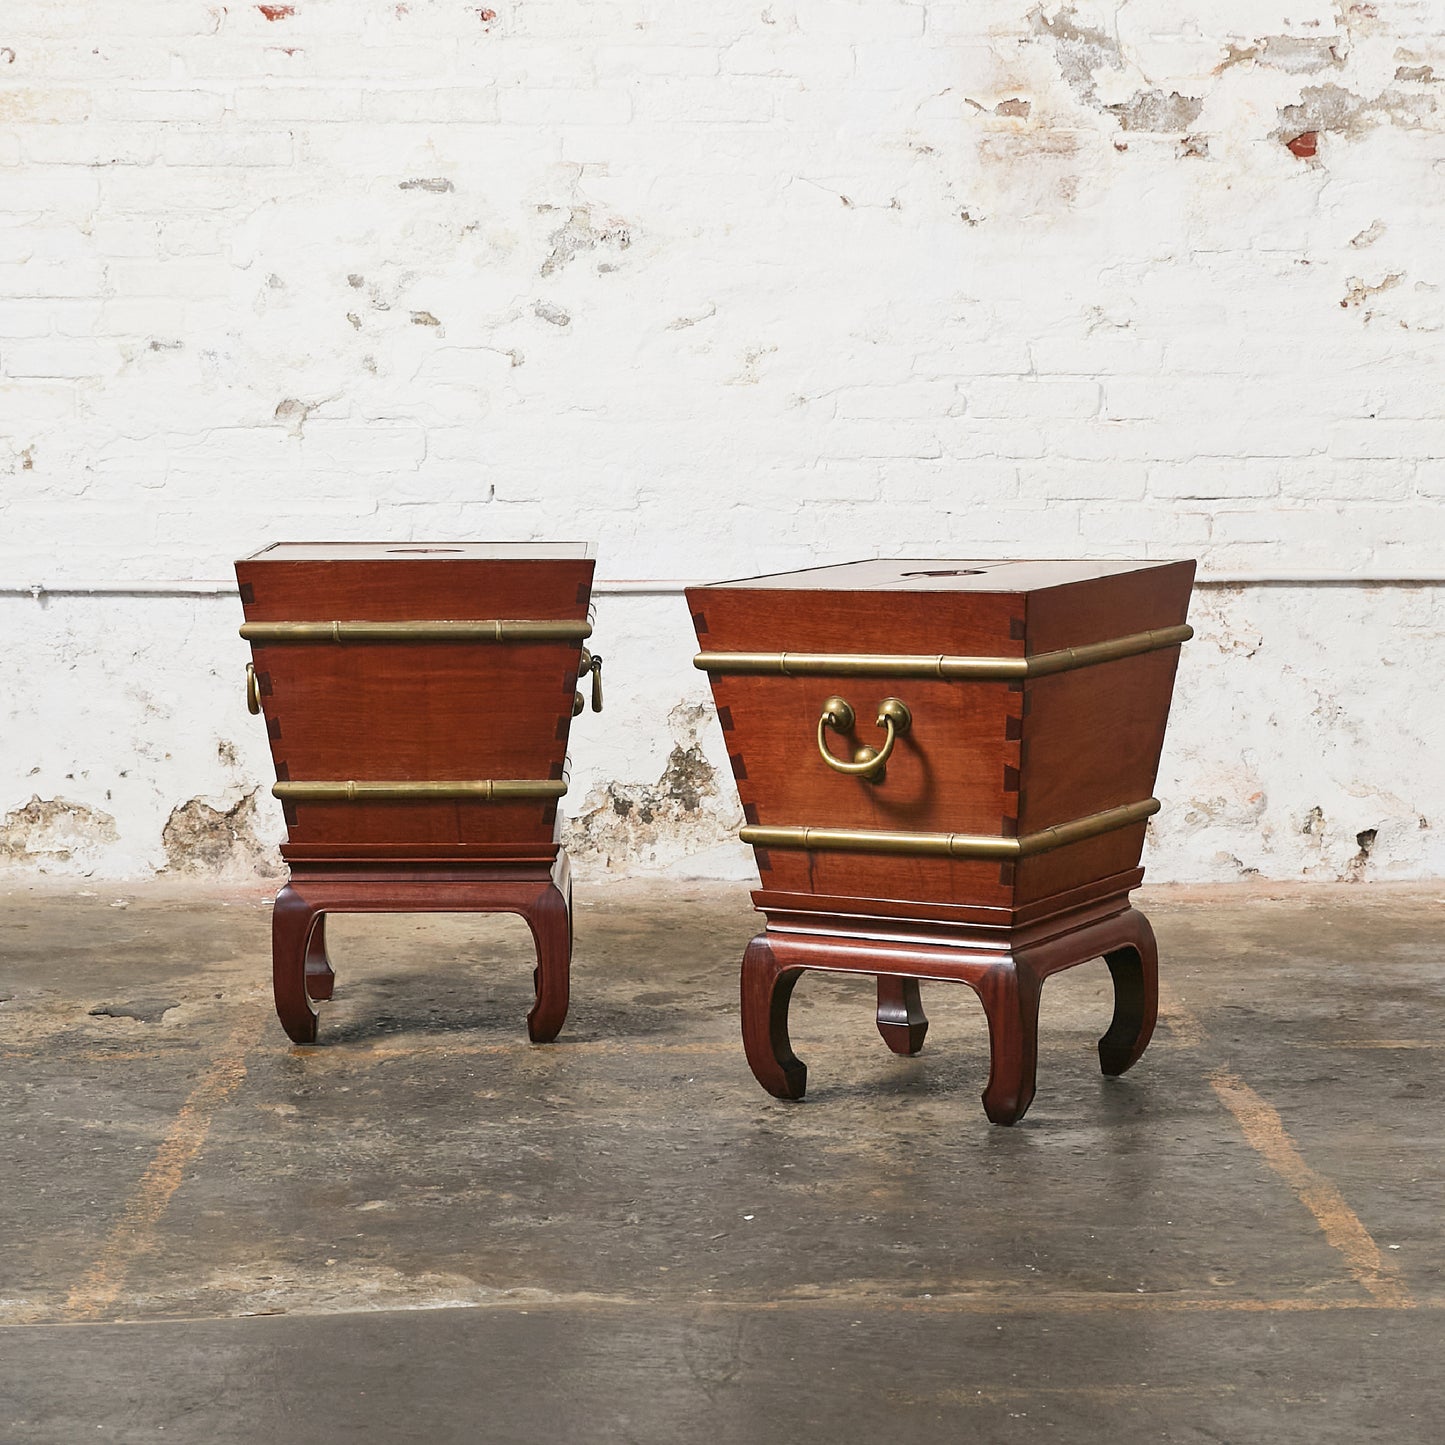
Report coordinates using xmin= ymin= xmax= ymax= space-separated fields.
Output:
xmin=1210 ymin=1069 xmax=1414 ymax=1309
xmin=62 ymin=1011 xmax=267 ymax=1322
xmin=1159 ymin=997 xmax=1206 ymax=1048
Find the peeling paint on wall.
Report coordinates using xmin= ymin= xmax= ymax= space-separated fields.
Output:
xmin=563 ymin=704 xmax=742 ymax=872
xmin=539 ymin=204 xmax=632 ymax=278
xmin=160 ymin=789 xmax=279 ymax=879
xmin=0 ymin=797 xmax=119 ymax=870
xmin=1105 ymin=91 xmax=1203 ymax=134
xmin=1276 ymin=83 xmax=1435 ymax=151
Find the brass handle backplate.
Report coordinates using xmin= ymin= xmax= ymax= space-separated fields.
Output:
xmin=245 ymin=662 xmax=262 ymax=715
xmin=817 ymin=695 xmax=911 ymax=783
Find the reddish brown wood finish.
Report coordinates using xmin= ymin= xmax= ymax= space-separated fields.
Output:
xmin=690 ymin=558 xmax=1191 ymax=1123
xmin=237 ymin=543 xmax=592 ymax=1044
xmin=741 ymin=889 xmax=1158 ymax=1125
xmin=271 ymin=854 xmax=572 ymax=1045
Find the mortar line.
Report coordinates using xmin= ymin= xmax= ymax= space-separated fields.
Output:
xmin=60 ymin=1010 xmax=267 ymax=1322
xmin=1209 ymin=1069 xmax=1414 ymax=1308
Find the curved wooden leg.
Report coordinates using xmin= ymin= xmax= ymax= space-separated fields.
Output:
xmin=522 ymin=882 xmax=571 ymax=1044
xmin=740 ymin=934 xmax=807 ymax=1100
xmin=305 ymin=913 xmax=335 ymax=1001
xmin=1098 ymin=909 xmax=1159 ymax=1077
xmin=977 ymin=961 xmax=1042 ymax=1126
xmin=876 ymin=975 xmax=928 ymax=1056
xmin=272 ymin=884 xmax=323 ymax=1044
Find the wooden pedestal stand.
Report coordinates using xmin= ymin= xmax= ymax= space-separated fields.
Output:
xmin=740 ymin=871 xmax=1155 ymax=1126
xmin=270 ymin=852 xmax=572 ymax=1046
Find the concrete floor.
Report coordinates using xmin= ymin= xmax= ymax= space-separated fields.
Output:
xmin=1 ymin=879 xmax=1442 ymax=1442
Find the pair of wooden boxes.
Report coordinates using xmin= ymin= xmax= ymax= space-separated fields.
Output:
xmin=237 ymin=544 xmax=1193 ymax=1125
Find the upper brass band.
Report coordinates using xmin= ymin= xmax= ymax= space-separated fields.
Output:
xmin=739 ymin=799 xmax=1160 ymax=860
xmin=693 ymin=624 xmax=1192 ymax=680
xmin=241 ymin=619 xmax=593 ymax=644
xmin=273 ymin=779 xmax=569 ymax=802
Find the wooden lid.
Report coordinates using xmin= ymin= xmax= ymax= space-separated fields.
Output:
xmin=698 ymin=559 xmax=1183 ymax=593
xmin=242 ymin=542 xmax=592 ymax=562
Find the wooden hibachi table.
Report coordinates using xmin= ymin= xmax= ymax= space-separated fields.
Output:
xmin=689 ymin=559 xmax=1194 ymax=1125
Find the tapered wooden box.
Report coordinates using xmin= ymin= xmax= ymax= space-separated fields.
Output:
xmin=688 ymin=558 xmax=1194 ymax=1123
xmin=237 ymin=542 xmax=601 ymax=1045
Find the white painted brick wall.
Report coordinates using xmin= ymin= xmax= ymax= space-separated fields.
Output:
xmin=1 ymin=0 xmax=1443 ymax=882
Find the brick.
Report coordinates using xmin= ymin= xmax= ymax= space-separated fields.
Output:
xmin=358 ymin=88 xmax=499 ymax=123
xmin=1031 ymin=335 xmax=1168 ymax=375
xmin=0 ymin=88 xmax=93 ymax=122
xmin=0 ymin=168 xmax=100 ymax=215
xmin=0 ymin=382 xmax=78 ymax=425
xmin=1278 ymin=460 xmax=1413 ymax=502
xmin=1148 ymin=461 xmax=1282 ymax=501
xmin=966 ymin=377 xmax=1100 ymax=420
xmin=796 ymin=2 xmax=925 ymax=41
xmin=834 ymin=381 xmax=960 ymax=421
xmin=881 ymin=459 xmax=1018 ymax=504
xmin=635 ymin=77 xmax=779 ymax=124
xmin=497 ymin=86 xmax=632 ymax=125
xmin=720 ymin=37 xmax=855 ymax=85
xmin=171 ymin=428 xmax=303 ymax=470
xmin=105 ymin=259 xmax=237 ymax=302
xmin=0 ymin=261 xmax=105 ymax=299
xmin=1330 ymin=420 xmax=1445 ymax=460
xmin=162 ymin=129 xmax=296 ymax=167
xmin=597 ymin=45 xmax=721 ymax=79
xmin=23 ymin=126 xmax=160 ymax=166
xmin=416 ymin=348 xmax=518 ymax=388
xmin=232 ymin=87 xmax=366 ymax=122
xmin=0 ymin=300 xmax=100 ymax=339
xmin=302 ymin=422 xmax=427 ymax=473
xmin=92 ymin=89 xmax=227 ymax=123
xmin=1031 ymin=463 xmax=1148 ymax=501
xmin=1 ymin=338 xmax=123 ymax=379
xmin=1077 ymin=507 xmax=1212 ymax=548
xmin=791 ymin=462 xmax=882 ymax=502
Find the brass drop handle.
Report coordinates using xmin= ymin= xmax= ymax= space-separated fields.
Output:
xmin=578 ymin=649 xmax=603 ymax=713
xmin=245 ymin=662 xmax=262 ymax=715
xmin=817 ymin=695 xmax=911 ymax=783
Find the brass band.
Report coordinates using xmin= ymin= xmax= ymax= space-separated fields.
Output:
xmin=273 ymin=779 xmax=569 ymax=802
xmin=694 ymin=625 xmax=1192 ymax=681
xmin=241 ymin=619 xmax=592 ymax=644
xmin=739 ymin=799 xmax=1160 ymax=860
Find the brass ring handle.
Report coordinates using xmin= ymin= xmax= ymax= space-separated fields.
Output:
xmin=580 ymin=649 xmax=604 ymax=713
xmin=816 ymin=695 xmax=911 ymax=782
xmin=573 ymin=650 xmax=605 ymax=717
xmin=245 ymin=662 xmax=262 ymax=716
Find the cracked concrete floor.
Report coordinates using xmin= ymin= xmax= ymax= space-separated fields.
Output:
xmin=1 ymin=879 xmax=1443 ymax=1442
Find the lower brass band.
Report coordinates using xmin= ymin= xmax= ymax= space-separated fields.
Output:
xmin=739 ymin=799 xmax=1160 ymax=860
